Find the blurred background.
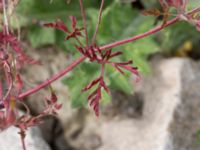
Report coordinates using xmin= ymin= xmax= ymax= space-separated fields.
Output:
xmin=1 ymin=0 xmax=200 ymax=150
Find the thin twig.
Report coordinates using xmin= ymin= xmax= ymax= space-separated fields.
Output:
xmin=19 ymin=130 xmax=26 ymax=150
xmin=21 ymin=136 xmax=26 ymax=150
xmin=18 ymin=56 xmax=86 ymax=99
xmin=3 ymin=61 xmax=13 ymax=101
xmin=79 ymin=0 xmax=89 ymax=46
xmin=92 ymin=0 xmax=105 ymax=44
xmin=99 ymin=6 xmax=200 ymax=50
xmin=99 ymin=17 xmax=179 ymax=50
xmin=75 ymin=37 xmax=84 ymax=47
xmin=187 ymin=6 xmax=200 ymax=15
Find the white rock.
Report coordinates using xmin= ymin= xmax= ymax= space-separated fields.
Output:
xmin=0 ymin=126 xmax=50 ymax=150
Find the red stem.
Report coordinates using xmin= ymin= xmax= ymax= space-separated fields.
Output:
xmin=3 ymin=61 xmax=13 ymax=102
xmin=18 ymin=6 xmax=200 ymax=99
xmin=188 ymin=6 xmax=200 ymax=15
xmin=20 ymin=132 xmax=26 ymax=150
xmin=18 ymin=56 xmax=86 ymax=99
xmin=99 ymin=17 xmax=179 ymax=50
xmin=92 ymin=0 xmax=105 ymax=44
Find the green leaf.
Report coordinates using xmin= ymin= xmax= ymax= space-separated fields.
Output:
xmin=14 ymin=0 xmax=106 ymax=48
xmin=62 ymin=63 xmax=100 ymax=107
xmin=15 ymin=0 xmax=111 ymax=27
xmin=62 ymin=68 xmax=88 ymax=107
xmin=88 ymin=0 xmax=141 ymax=45
xmin=110 ymin=72 xmax=133 ymax=94
xmin=101 ymin=89 xmax=111 ymax=105
xmin=123 ymin=37 xmax=159 ymax=74
xmin=161 ymin=21 xmax=200 ymax=54
xmin=28 ymin=26 xmax=56 ymax=48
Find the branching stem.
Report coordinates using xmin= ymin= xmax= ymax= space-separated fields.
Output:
xmin=18 ymin=6 xmax=200 ymax=100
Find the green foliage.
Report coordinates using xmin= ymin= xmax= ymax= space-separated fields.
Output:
xmin=160 ymin=21 xmax=199 ymax=54
xmin=13 ymin=0 xmax=106 ymax=48
xmin=141 ymin=0 xmax=200 ymax=56
xmin=187 ymin=0 xmax=200 ymax=9
xmin=28 ymin=26 xmax=56 ymax=48
xmin=62 ymin=61 xmax=101 ymax=107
